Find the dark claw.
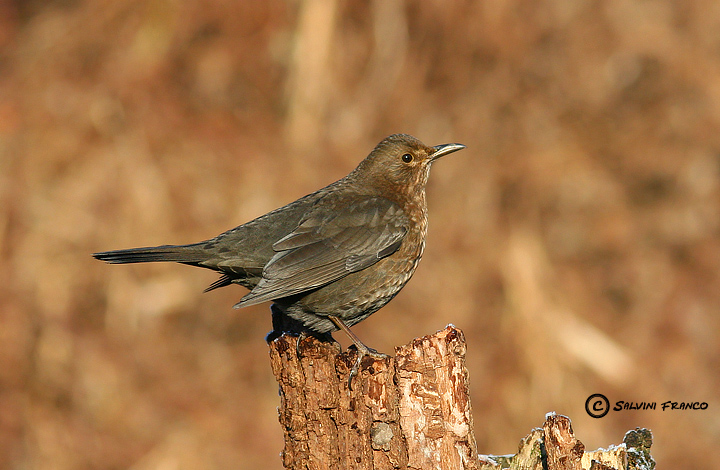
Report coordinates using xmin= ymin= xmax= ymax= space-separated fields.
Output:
xmin=346 ymin=344 xmax=390 ymax=391
xmin=295 ymin=331 xmax=308 ymax=358
xmin=327 ymin=315 xmax=391 ymax=391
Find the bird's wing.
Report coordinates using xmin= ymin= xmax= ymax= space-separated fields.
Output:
xmin=233 ymin=196 xmax=408 ymax=308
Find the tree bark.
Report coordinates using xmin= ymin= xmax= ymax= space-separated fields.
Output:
xmin=268 ymin=325 xmax=655 ymax=470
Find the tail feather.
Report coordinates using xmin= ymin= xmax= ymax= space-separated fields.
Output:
xmin=93 ymin=244 xmax=208 ymax=264
xmin=204 ymin=274 xmax=233 ymax=292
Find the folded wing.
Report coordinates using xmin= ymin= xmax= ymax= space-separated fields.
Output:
xmin=234 ymin=196 xmax=408 ymax=308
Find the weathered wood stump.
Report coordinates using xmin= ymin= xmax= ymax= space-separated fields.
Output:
xmin=268 ymin=325 xmax=655 ymax=470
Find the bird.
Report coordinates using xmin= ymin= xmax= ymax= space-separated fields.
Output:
xmin=94 ymin=134 xmax=465 ymax=382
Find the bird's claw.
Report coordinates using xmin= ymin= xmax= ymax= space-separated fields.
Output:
xmin=326 ymin=315 xmax=389 ymax=391
xmin=347 ymin=345 xmax=390 ymax=391
xmin=295 ymin=331 xmax=307 ymax=358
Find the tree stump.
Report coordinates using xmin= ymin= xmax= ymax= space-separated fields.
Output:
xmin=268 ymin=325 xmax=655 ymax=470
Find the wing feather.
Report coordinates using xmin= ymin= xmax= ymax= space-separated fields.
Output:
xmin=234 ymin=197 xmax=407 ymax=308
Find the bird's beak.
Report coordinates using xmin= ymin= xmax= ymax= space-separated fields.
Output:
xmin=431 ymin=143 xmax=466 ymax=161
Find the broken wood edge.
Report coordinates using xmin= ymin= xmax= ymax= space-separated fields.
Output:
xmin=268 ymin=325 xmax=655 ymax=470
xmin=480 ymin=414 xmax=655 ymax=470
xmin=479 ymin=413 xmax=655 ymax=470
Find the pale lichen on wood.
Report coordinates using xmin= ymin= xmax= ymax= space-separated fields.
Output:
xmin=395 ymin=327 xmax=478 ymax=470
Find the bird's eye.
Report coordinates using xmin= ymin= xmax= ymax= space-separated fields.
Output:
xmin=401 ymin=153 xmax=413 ymax=163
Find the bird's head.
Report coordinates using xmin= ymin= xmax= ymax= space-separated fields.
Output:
xmin=353 ymin=134 xmax=466 ymax=196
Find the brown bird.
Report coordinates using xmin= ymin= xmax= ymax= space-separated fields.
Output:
xmin=94 ymin=134 xmax=465 ymax=379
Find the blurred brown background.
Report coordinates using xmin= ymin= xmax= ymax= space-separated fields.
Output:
xmin=1 ymin=0 xmax=719 ymax=468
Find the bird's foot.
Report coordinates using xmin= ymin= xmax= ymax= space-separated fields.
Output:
xmin=347 ymin=343 xmax=389 ymax=390
xmin=327 ymin=315 xmax=392 ymax=390
xmin=296 ymin=330 xmax=338 ymax=356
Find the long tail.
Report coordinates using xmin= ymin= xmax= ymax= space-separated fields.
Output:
xmin=93 ymin=243 xmax=208 ymax=265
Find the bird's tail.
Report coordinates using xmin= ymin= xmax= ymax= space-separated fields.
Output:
xmin=93 ymin=243 xmax=208 ymax=265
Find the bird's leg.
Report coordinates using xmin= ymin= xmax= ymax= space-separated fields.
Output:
xmin=328 ymin=315 xmax=389 ymax=390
